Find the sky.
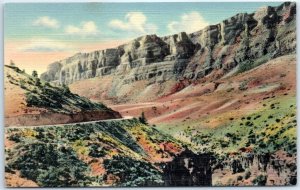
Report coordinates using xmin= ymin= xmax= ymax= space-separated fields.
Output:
xmin=4 ymin=2 xmax=283 ymax=74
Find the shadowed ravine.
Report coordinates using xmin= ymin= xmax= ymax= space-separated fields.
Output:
xmin=162 ymin=149 xmax=214 ymax=186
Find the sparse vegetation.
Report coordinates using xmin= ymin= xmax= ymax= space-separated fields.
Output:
xmin=244 ymin=170 xmax=251 ymax=179
xmin=7 ymin=143 xmax=91 ymax=187
xmin=5 ymin=119 xmax=181 ymax=187
xmin=103 ymin=155 xmax=163 ymax=186
xmin=88 ymin=144 xmax=106 ymax=158
xmin=5 ymin=65 xmax=111 ymax=114
xmin=252 ymin=174 xmax=267 ymax=186
xmin=239 ymin=81 xmax=248 ymax=91
xmin=181 ymin=96 xmax=296 ymax=162
xmin=237 ymin=56 xmax=269 ymax=74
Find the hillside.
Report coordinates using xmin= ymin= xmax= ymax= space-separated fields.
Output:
xmin=108 ymin=54 xmax=295 ymax=127
xmin=4 ymin=65 xmax=121 ymax=126
xmin=5 ymin=119 xmax=185 ymax=187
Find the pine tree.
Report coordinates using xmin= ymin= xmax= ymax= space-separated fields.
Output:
xmin=139 ymin=112 xmax=148 ymax=125
xmin=62 ymin=84 xmax=71 ymax=94
xmin=32 ymin=70 xmax=38 ymax=78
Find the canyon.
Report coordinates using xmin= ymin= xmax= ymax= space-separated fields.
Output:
xmin=41 ymin=2 xmax=295 ymax=92
xmin=5 ymin=1 xmax=297 ymax=187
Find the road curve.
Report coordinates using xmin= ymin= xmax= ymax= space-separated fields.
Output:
xmin=6 ymin=116 xmax=134 ymax=129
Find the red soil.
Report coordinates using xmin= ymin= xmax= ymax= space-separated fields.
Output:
xmin=108 ymin=55 xmax=296 ymax=128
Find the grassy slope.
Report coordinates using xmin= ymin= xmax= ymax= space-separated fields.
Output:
xmin=153 ymin=54 xmax=296 ymax=156
xmin=176 ymin=95 xmax=296 ymax=155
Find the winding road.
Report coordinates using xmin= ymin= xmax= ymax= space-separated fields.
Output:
xmin=6 ymin=116 xmax=134 ymax=129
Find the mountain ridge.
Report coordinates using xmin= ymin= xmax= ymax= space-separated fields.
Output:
xmin=4 ymin=65 xmax=121 ymax=126
xmin=41 ymin=2 xmax=296 ymax=87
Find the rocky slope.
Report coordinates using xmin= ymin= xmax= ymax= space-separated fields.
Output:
xmin=107 ymin=54 xmax=296 ymax=126
xmin=41 ymin=2 xmax=295 ymax=91
xmin=212 ymin=150 xmax=297 ymax=186
xmin=4 ymin=65 xmax=121 ymax=126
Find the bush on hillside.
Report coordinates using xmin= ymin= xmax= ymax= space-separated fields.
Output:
xmin=252 ymin=174 xmax=267 ymax=186
xmin=8 ymin=143 xmax=91 ymax=187
xmin=103 ymin=155 xmax=163 ymax=186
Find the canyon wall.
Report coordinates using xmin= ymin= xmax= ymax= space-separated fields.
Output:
xmin=41 ymin=2 xmax=296 ymax=86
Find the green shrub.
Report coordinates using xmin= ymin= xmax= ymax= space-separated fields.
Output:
xmin=245 ymin=121 xmax=253 ymax=127
xmin=252 ymin=174 xmax=267 ymax=186
xmin=220 ymin=140 xmax=229 ymax=148
xmin=8 ymin=143 xmax=91 ymax=187
xmin=8 ymin=133 xmax=21 ymax=142
xmin=258 ymin=141 xmax=267 ymax=148
xmin=35 ymin=78 xmax=41 ymax=86
xmin=238 ymin=61 xmax=253 ymax=73
xmin=25 ymin=93 xmax=40 ymax=107
xmin=19 ymin=79 xmax=26 ymax=89
xmin=62 ymin=84 xmax=71 ymax=94
xmin=244 ymin=170 xmax=251 ymax=179
xmin=31 ymin=88 xmax=38 ymax=94
xmin=237 ymin=175 xmax=243 ymax=181
xmin=239 ymin=81 xmax=248 ymax=91
xmin=103 ymin=155 xmax=163 ymax=186
xmin=88 ymin=144 xmax=106 ymax=158
xmin=139 ymin=112 xmax=148 ymax=125
xmin=237 ymin=56 xmax=269 ymax=73
xmin=32 ymin=70 xmax=38 ymax=78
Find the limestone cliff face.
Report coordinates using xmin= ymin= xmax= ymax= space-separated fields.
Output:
xmin=41 ymin=49 xmax=120 ymax=84
xmin=41 ymin=2 xmax=296 ymax=86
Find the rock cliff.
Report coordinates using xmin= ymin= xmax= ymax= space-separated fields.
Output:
xmin=163 ymin=149 xmax=214 ymax=186
xmin=41 ymin=2 xmax=296 ymax=87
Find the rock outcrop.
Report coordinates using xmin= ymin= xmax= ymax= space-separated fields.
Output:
xmin=41 ymin=2 xmax=296 ymax=87
xmin=213 ymin=150 xmax=297 ymax=186
xmin=163 ymin=149 xmax=214 ymax=186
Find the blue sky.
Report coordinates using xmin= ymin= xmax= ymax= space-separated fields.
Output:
xmin=5 ymin=2 xmax=282 ymax=41
xmin=4 ymin=2 xmax=283 ymax=73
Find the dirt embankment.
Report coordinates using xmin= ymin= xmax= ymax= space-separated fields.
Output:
xmin=5 ymin=110 xmax=121 ymax=127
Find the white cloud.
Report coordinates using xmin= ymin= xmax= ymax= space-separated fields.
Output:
xmin=19 ymin=38 xmax=72 ymax=52
xmin=167 ymin=12 xmax=209 ymax=34
xmin=65 ymin=21 xmax=99 ymax=37
xmin=109 ymin=12 xmax=157 ymax=34
xmin=33 ymin=16 xmax=60 ymax=29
